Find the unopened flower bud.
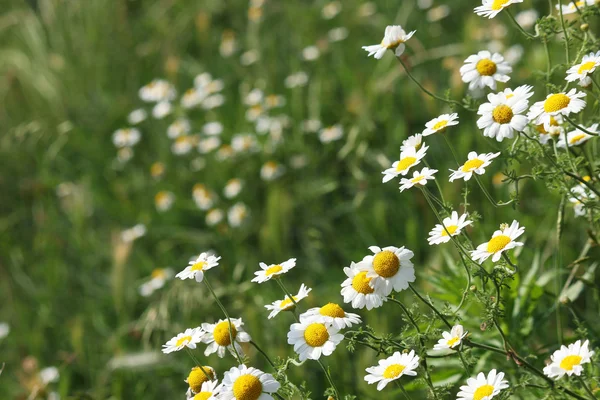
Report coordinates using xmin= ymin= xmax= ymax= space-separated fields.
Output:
xmin=470 ymin=285 xmax=477 ymax=292
xmin=580 ymin=23 xmax=589 ymax=31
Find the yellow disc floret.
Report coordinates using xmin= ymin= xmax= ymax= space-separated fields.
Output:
xmin=396 ymin=157 xmax=417 ymax=172
xmin=461 ymin=159 xmax=485 ymax=173
xmin=194 ymin=393 xmax=213 ymax=400
xmin=544 ymin=93 xmax=571 ymax=113
xmin=473 ymin=385 xmax=494 ymax=400
xmin=491 ymin=0 xmax=510 ymax=10
xmin=213 ymin=321 xmax=237 ymax=346
xmin=233 ymin=374 xmax=263 ymax=400
xmin=279 ymin=296 xmax=299 ymax=309
xmin=476 ymin=59 xmax=497 ymax=76
xmin=486 ymin=235 xmax=511 ymax=253
xmin=304 ymin=323 xmax=329 ymax=347
xmin=265 ymin=265 xmax=283 ymax=276
xmin=187 ymin=366 xmax=216 ymax=393
xmin=441 ymin=225 xmax=458 ymax=237
xmin=372 ymin=250 xmax=400 ymax=278
xmin=432 ymin=120 xmax=449 ymax=131
xmin=383 ymin=364 xmax=405 ymax=379
xmin=492 ymin=105 xmax=514 ymax=124
xmin=176 ymin=335 xmax=192 ymax=347
xmin=447 ymin=337 xmax=460 ymax=347
xmin=192 ymin=261 xmax=206 ymax=272
xmin=319 ymin=303 xmax=346 ymax=318
xmin=578 ymin=61 xmax=596 ymax=74
xmin=559 ymin=355 xmax=583 ymax=371
xmin=351 ymin=271 xmax=375 ymax=294
xmin=569 ymin=134 xmax=586 ymax=144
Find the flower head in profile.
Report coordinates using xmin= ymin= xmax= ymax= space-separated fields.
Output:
xmin=527 ymin=89 xmax=586 ymax=131
xmin=362 ymin=25 xmax=416 ymax=59
xmin=201 ymin=318 xmax=251 ymax=358
xmin=457 ymin=369 xmax=509 ymax=400
xmin=300 ymin=303 xmax=362 ymax=329
xmin=354 ymin=246 xmax=415 ymax=296
xmin=532 ymin=116 xmax=565 ymax=144
xmin=139 ymin=79 xmax=176 ymax=103
xmin=176 ymin=252 xmax=221 ymax=283
xmin=228 ymin=203 xmax=249 ymax=228
xmin=127 ymin=108 xmax=147 ymax=125
xmin=428 ymin=212 xmax=473 ymax=245
xmin=260 ymin=161 xmax=285 ymax=181
xmin=566 ymin=51 xmax=600 ymax=87
xmin=224 ymin=178 xmax=244 ymax=199
xmin=112 ymin=128 xmax=141 ymax=148
xmin=399 ymin=167 xmax=438 ymax=192
xmin=569 ymin=184 xmax=597 ymax=217
xmin=162 ymin=327 xmax=203 ymax=354
xmin=186 ymin=380 xmax=221 ymax=400
xmin=400 ymin=134 xmax=423 ymax=152
xmin=475 ymin=0 xmax=524 ymax=19
xmin=287 ymin=321 xmax=343 ymax=361
xmin=364 ymin=350 xmax=420 ymax=391
xmin=319 ymin=125 xmax=344 ymax=143
xmin=252 ymin=258 xmax=296 ymax=283
xmin=477 ymin=85 xmax=533 ymax=141
xmin=155 ymin=191 xmax=175 ymax=212
xmin=449 ymin=152 xmax=500 ymax=182
xmin=340 ymin=262 xmax=386 ymax=310
xmin=221 ymin=365 xmax=280 ymax=400
xmin=422 ymin=113 xmax=459 ymax=136
xmin=433 ymin=324 xmax=468 ymax=350
xmin=557 ymin=0 xmax=596 ymax=15
xmin=471 ymin=220 xmax=525 ymax=263
xmin=543 ymin=339 xmax=594 ymax=379
xmin=556 ymin=124 xmax=598 ymax=148
xmin=186 ymin=367 xmax=217 ymax=395
xmin=265 ymin=284 xmax=312 ymax=319
xmin=382 ymin=144 xmax=429 ymax=182
xmin=139 ymin=268 xmax=174 ymax=297
xmin=460 ymin=51 xmax=512 ymax=90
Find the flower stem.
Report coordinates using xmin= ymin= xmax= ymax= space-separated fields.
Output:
xmin=316 ymin=359 xmax=340 ymax=400
xmin=576 ymin=375 xmax=597 ymax=400
xmin=185 ymin=348 xmax=212 ymax=379
xmin=275 ymin=279 xmax=300 ymax=322
xmin=408 ymin=284 xmax=452 ymax=329
xmin=505 ymin=8 xmax=536 ymax=39
xmin=249 ymin=340 xmax=277 ymax=369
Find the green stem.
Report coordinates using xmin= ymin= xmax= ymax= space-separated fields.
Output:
xmin=316 ymin=359 xmax=341 ymax=400
xmin=275 ymin=279 xmax=300 ymax=322
xmin=249 ymin=340 xmax=277 ymax=369
xmin=442 ymin=134 xmax=461 ymax=167
xmin=408 ymin=284 xmax=452 ymax=329
xmin=557 ymin=0 xmax=571 ymax=63
xmin=564 ymin=115 xmax=599 ymax=136
xmin=185 ymin=349 xmax=212 ymax=379
xmin=501 ymin=253 xmax=519 ymax=275
xmin=505 ymin=8 xmax=536 ymax=38
xmin=576 ymin=375 xmax=598 ymax=400
xmin=395 ymin=381 xmax=412 ymax=400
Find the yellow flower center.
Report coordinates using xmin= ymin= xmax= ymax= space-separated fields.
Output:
xmin=411 ymin=175 xmax=425 ymax=184
xmin=476 ymin=59 xmax=497 ymax=76
xmin=213 ymin=321 xmax=237 ymax=346
xmin=560 ymin=355 xmax=583 ymax=371
xmin=570 ymin=134 xmax=586 ymax=144
xmin=232 ymin=374 xmax=263 ymax=400
xmin=491 ymin=0 xmax=510 ymax=10
xmin=447 ymin=337 xmax=460 ymax=347
xmin=461 ymin=159 xmax=485 ymax=173
xmin=384 ymin=38 xmax=405 ymax=49
xmin=473 ymin=384 xmax=495 ymax=400
xmin=176 ymin=335 xmax=192 ymax=347
xmin=396 ymin=157 xmax=417 ymax=172
xmin=304 ymin=323 xmax=330 ymax=347
xmin=187 ymin=366 xmax=216 ymax=393
xmin=441 ymin=225 xmax=459 ymax=237
xmin=265 ymin=265 xmax=283 ymax=276
xmin=578 ymin=61 xmax=596 ymax=74
xmin=544 ymin=93 xmax=571 ymax=113
xmin=372 ymin=250 xmax=401 ymax=278
xmin=383 ymin=364 xmax=405 ymax=379
xmin=351 ymin=271 xmax=375 ymax=294
xmin=432 ymin=120 xmax=449 ymax=131
xmin=194 ymin=393 xmax=213 ymax=400
xmin=583 ymin=175 xmax=591 ymax=182
xmin=492 ymin=104 xmax=514 ymax=124
xmin=151 ymin=268 xmax=167 ymax=279
xmin=486 ymin=235 xmax=511 ymax=253
xmin=192 ymin=261 xmax=207 ymax=271
xmin=279 ymin=296 xmax=299 ymax=309
xmin=319 ymin=303 xmax=346 ymax=318
xmin=150 ymin=162 xmax=165 ymax=177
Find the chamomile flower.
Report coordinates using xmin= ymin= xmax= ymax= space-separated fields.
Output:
xmin=223 ymin=179 xmax=243 ymax=199
xmin=198 ymin=137 xmax=222 ymax=154
xmin=382 ymin=144 xmax=429 ymax=182
xmin=532 ymin=116 xmax=565 ymax=144
xmin=176 ymin=252 xmax=221 ymax=283
xmin=221 ymin=365 xmax=280 ymax=400
xmin=120 ymin=223 xmax=146 ymax=242
xmin=399 ymin=167 xmax=438 ymax=192
xmin=228 ymin=203 xmax=249 ymax=227
xmin=477 ymin=85 xmax=533 ymax=141
xmin=206 ymin=208 xmax=225 ymax=226
xmin=127 ymin=108 xmax=147 ymax=124
xmin=422 ymin=113 xmax=459 ymax=136
xmin=400 ymin=133 xmax=423 ymax=152
xmin=471 ymin=220 xmax=525 ymax=263
xmin=557 ymin=124 xmax=598 ymax=148
xmin=566 ymin=51 xmax=600 ymax=87
xmin=287 ymin=321 xmax=343 ymax=361
xmin=152 ymin=101 xmax=172 ymax=119
xmin=340 ymin=263 xmax=386 ymax=310
xmin=265 ymin=284 xmax=312 ymax=319
xmin=449 ymin=152 xmax=500 ymax=182
xmin=364 ymin=350 xmax=420 ymax=390
xmin=557 ymin=0 xmax=596 ymax=15
xmin=203 ymin=121 xmax=224 ymax=136
xmin=362 ymin=25 xmax=416 ymax=59
xmin=355 ymin=246 xmax=415 ymax=296
xmin=319 ymin=125 xmax=344 ymax=143
xmin=260 ymin=161 xmax=285 ymax=181
xmin=181 ymin=88 xmax=204 ymax=109
xmin=167 ymin=118 xmax=191 ymax=139
xmin=201 ymin=318 xmax=251 ymax=358
xmin=300 ymin=303 xmax=361 ymax=329
xmin=527 ymin=89 xmax=587 ymax=131
xmin=544 ymin=340 xmax=595 ymax=379
xmin=460 ymin=51 xmax=512 ymax=90
xmin=433 ymin=324 xmax=468 ymax=350
xmin=428 ymin=212 xmax=473 ymax=245
xmin=457 ymin=369 xmax=509 ymax=400
xmin=0 ymin=322 xmax=9 ymax=340
xmin=252 ymin=258 xmax=296 ymax=283
xmin=155 ymin=191 xmax=175 ymax=212
xmin=139 ymin=79 xmax=176 ymax=103
xmin=193 ymin=184 xmax=216 ymax=211
xmin=186 ymin=367 xmax=217 ymax=395
xmin=474 ymin=0 xmax=523 ymax=19
xmin=569 ymin=184 xmax=596 ymax=217
xmin=187 ymin=380 xmax=221 ymax=400
xmin=112 ymin=128 xmax=141 ymax=148
xmin=139 ymin=268 xmax=173 ymax=297
xmin=162 ymin=327 xmax=203 ymax=354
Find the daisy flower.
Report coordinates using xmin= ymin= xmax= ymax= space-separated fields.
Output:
xmin=155 ymin=191 xmax=175 ymax=212
xmin=299 ymin=303 xmax=362 ymax=329
xmin=362 ymin=25 xmax=416 ymax=59
xmin=557 ymin=0 xmax=596 ymax=15
xmin=127 ymin=108 xmax=147 ymax=125
xmin=319 ymin=125 xmax=344 ymax=143
xmin=355 ymin=246 xmax=415 ymax=296
xmin=221 ymin=365 xmax=280 ymax=400
xmin=162 ymin=327 xmax=203 ymax=354
xmin=399 ymin=167 xmax=437 ymax=192
xmin=433 ymin=324 xmax=468 ymax=350
xmin=167 ymin=118 xmax=191 ymax=139
xmin=186 ymin=366 xmax=217 ymax=395
xmin=428 ymin=212 xmax=473 ymax=245
xmin=112 ymin=128 xmax=141 ymax=148
xmin=382 ymin=144 xmax=429 ymax=182
xmin=474 ymin=0 xmax=523 ymax=19
xmin=252 ymin=258 xmax=296 ymax=283
xmin=477 ymin=85 xmax=533 ymax=141
xmin=228 ymin=203 xmax=249 ymax=227
xmin=224 ymin=178 xmax=244 ymax=199
xmin=449 ymin=152 xmax=500 ymax=182
xmin=400 ymin=133 xmax=423 ymax=152
xmin=138 ymin=268 xmax=173 ymax=297
xmin=544 ymin=339 xmax=595 ymax=379
xmin=152 ymin=101 xmax=172 ymax=119
xmin=471 ymin=220 xmax=525 ymax=263
xmin=265 ymin=284 xmax=312 ymax=319
xmin=139 ymin=79 xmax=176 ymax=103
xmin=566 ymin=51 xmax=600 ymax=87
xmin=557 ymin=124 xmax=598 ymax=148
xmin=364 ymin=350 xmax=420 ymax=391
xmin=532 ymin=115 xmax=565 ymax=144
xmin=422 ymin=113 xmax=459 ymax=136
xmin=457 ymin=369 xmax=509 ymax=400
xmin=460 ymin=51 xmax=512 ymax=91
xmin=340 ymin=262 xmax=386 ymax=310
xmin=187 ymin=380 xmax=221 ymax=400
xmin=569 ymin=184 xmax=596 ymax=217
xmin=201 ymin=318 xmax=251 ymax=358
xmin=287 ymin=321 xmax=344 ymax=361
xmin=0 ymin=322 xmax=9 ymax=340
xmin=260 ymin=161 xmax=285 ymax=181
xmin=176 ymin=252 xmax=221 ymax=283
xmin=527 ymin=89 xmax=587 ymax=131
xmin=206 ymin=208 xmax=224 ymax=226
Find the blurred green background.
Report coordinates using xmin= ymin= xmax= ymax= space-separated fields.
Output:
xmin=1 ymin=0 xmax=597 ymax=398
